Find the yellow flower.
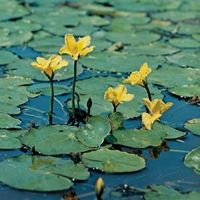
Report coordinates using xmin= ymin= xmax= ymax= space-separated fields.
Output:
xmin=142 ymin=112 xmax=161 ymax=130
xmin=143 ymin=98 xmax=173 ymax=115
xmin=104 ymin=84 xmax=134 ymax=106
xmin=31 ymin=55 xmax=68 ymax=79
xmin=123 ymin=62 xmax=152 ymax=86
xmin=59 ymin=34 xmax=95 ymax=60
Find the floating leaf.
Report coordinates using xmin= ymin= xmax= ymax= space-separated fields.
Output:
xmin=0 ymin=129 xmax=27 ymax=149
xmin=169 ymin=84 xmax=199 ymax=97
xmin=128 ymin=43 xmax=179 ymax=56
xmin=21 ymin=125 xmax=91 ymax=155
xmin=168 ymin=38 xmax=200 ymax=49
xmin=0 ymin=50 xmax=18 ymax=65
xmin=185 ymin=119 xmax=200 ymax=136
xmin=0 ymin=0 xmax=29 ymax=21
xmin=107 ymin=122 xmax=185 ymax=148
xmin=152 ymin=11 xmax=200 ymax=22
xmin=76 ymin=116 xmax=111 ymax=147
xmin=79 ymin=51 xmax=165 ymax=72
xmin=0 ymin=155 xmax=82 ymax=191
xmin=0 ymin=31 xmax=33 ymax=47
xmin=82 ymin=148 xmax=145 ymax=173
xmin=105 ymin=31 xmax=160 ymax=45
xmin=167 ymin=51 xmax=200 ymax=68
xmin=0 ymin=113 xmax=21 ymax=129
xmin=145 ymin=185 xmax=200 ymax=200
xmin=184 ymin=146 xmax=200 ymax=175
xmin=149 ymin=66 xmax=200 ymax=89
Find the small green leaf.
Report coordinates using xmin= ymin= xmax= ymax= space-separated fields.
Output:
xmin=184 ymin=146 xmax=200 ymax=175
xmin=76 ymin=116 xmax=111 ymax=147
xmin=185 ymin=118 xmax=200 ymax=136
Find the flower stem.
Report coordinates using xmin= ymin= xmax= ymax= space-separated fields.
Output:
xmin=49 ymin=79 xmax=54 ymax=125
xmin=143 ymin=81 xmax=152 ymax=101
xmin=72 ymin=60 xmax=77 ymax=118
xmin=112 ymin=103 xmax=118 ymax=112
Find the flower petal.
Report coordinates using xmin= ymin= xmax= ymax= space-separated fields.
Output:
xmin=77 ymin=35 xmax=91 ymax=50
xmin=140 ymin=62 xmax=152 ymax=80
xmin=79 ymin=46 xmax=95 ymax=56
xmin=65 ymin=34 xmax=76 ymax=51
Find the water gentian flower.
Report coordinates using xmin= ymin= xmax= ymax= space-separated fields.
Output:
xmin=31 ymin=55 xmax=68 ymax=125
xmin=31 ymin=55 xmax=68 ymax=79
xmin=143 ymin=98 xmax=173 ymax=115
xmin=104 ymin=84 xmax=134 ymax=112
xmin=142 ymin=112 xmax=161 ymax=130
xmin=59 ymin=34 xmax=95 ymax=60
xmin=123 ymin=62 xmax=152 ymax=86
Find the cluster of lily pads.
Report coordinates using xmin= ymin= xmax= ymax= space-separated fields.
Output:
xmin=0 ymin=0 xmax=199 ymax=197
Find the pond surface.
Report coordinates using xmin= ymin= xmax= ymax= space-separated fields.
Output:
xmin=0 ymin=0 xmax=200 ymax=199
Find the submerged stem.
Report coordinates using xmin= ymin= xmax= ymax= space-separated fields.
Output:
xmin=49 ymin=79 xmax=54 ymax=125
xmin=72 ymin=60 xmax=78 ymax=118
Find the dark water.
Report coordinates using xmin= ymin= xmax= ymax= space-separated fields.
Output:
xmin=0 ymin=47 xmax=200 ymax=200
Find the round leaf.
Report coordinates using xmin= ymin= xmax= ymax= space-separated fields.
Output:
xmin=82 ymin=148 xmax=145 ymax=173
xmin=21 ymin=125 xmax=91 ymax=155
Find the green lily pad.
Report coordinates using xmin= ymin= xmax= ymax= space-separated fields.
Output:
xmin=27 ymin=83 xmax=70 ymax=96
xmin=168 ymin=38 xmax=200 ymax=49
xmin=166 ymin=51 xmax=200 ymax=68
xmin=152 ymin=11 xmax=200 ymax=22
xmin=161 ymin=123 xmax=186 ymax=139
xmin=184 ymin=119 xmax=200 ymax=136
xmin=7 ymin=59 xmax=83 ymax=81
xmin=106 ymin=127 xmax=165 ymax=149
xmin=0 ymin=129 xmax=27 ymax=149
xmin=169 ymin=84 xmax=199 ymax=97
xmin=145 ymin=185 xmax=200 ymax=200
xmin=21 ymin=125 xmax=91 ymax=155
xmin=0 ymin=113 xmax=21 ymax=129
xmin=184 ymin=146 xmax=200 ymax=175
xmin=76 ymin=116 xmax=111 ymax=147
xmin=107 ymin=14 xmax=149 ymax=32
xmin=0 ymin=31 xmax=33 ymax=47
xmin=128 ymin=43 xmax=179 ymax=56
xmin=149 ymin=65 xmax=200 ymax=89
xmin=73 ymin=76 xmax=163 ymax=119
xmin=0 ymin=76 xmax=33 ymax=114
xmin=0 ymin=104 xmax=21 ymax=115
xmin=0 ymin=76 xmax=32 ymax=87
xmin=26 ymin=7 xmax=80 ymax=27
xmin=0 ymin=0 xmax=29 ymax=21
xmin=79 ymin=51 xmax=165 ymax=72
xmin=105 ymin=31 xmax=160 ymax=45
xmin=82 ymin=148 xmax=145 ymax=173
xmin=0 ymin=19 xmax=41 ymax=32
xmin=27 ymin=36 xmax=63 ymax=53
xmin=0 ymin=154 xmax=89 ymax=191
xmin=107 ymin=122 xmax=183 ymax=149
xmin=0 ymin=50 xmax=18 ymax=65
xmin=80 ymin=15 xmax=110 ymax=26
